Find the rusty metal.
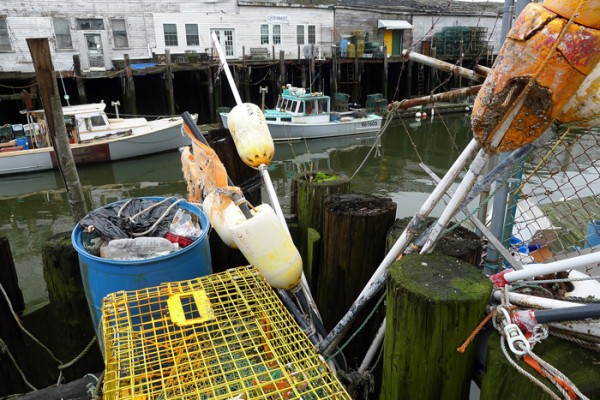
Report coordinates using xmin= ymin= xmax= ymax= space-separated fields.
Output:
xmin=402 ymin=49 xmax=486 ymax=82
xmin=471 ymin=2 xmax=600 ymax=152
xmin=389 ymin=85 xmax=482 ymax=111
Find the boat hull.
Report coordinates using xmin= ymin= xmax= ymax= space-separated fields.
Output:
xmin=0 ymin=119 xmax=191 ymax=176
xmin=221 ymin=112 xmax=382 ymax=141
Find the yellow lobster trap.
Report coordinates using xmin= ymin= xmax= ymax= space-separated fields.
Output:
xmin=100 ymin=266 xmax=349 ymax=399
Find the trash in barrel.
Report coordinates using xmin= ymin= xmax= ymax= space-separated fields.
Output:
xmin=71 ymin=196 xmax=212 ymax=331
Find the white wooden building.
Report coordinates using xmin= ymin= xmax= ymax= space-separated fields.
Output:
xmin=0 ymin=0 xmax=334 ymax=73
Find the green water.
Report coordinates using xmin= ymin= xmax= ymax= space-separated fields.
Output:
xmin=0 ymin=112 xmax=473 ymax=311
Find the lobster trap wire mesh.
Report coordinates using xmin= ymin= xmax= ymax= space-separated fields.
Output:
xmin=503 ymin=128 xmax=600 ymax=270
xmin=101 ymin=266 xmax=350 ymax=399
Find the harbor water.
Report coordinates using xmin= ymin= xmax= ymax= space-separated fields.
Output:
xmin=0 ymin=112 xmax=473 ymax=312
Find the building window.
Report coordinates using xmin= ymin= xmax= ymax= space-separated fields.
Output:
xmin=111 ymin=19 xmax=128 ymax=48
xmin=296 ymin=25 xmax=304 ymax=45
xmin=164 ymin=24 xmax=178 ymax=46
xmin=186 ymin=24 xmax=199 ymax=46
xmin=53 ymin=18 xmax=73 ymax=49
xmin=0 ymin=19 xmax=10 ymax=51
xmin=273 ymin=24 xmax=281 ymax=45
xmin=77 ymin=18 xmax=104 ymax=30
xmin=260 ymin=24 xmax=269 ymax=45
xmin=211 ymin=29 xmax=235 ymax=57
xmin=308 ymin=25 xmax=316 ymax=44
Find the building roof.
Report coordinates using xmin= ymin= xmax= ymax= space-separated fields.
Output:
xmin=336 ymin=0 xmax=503 ymax=15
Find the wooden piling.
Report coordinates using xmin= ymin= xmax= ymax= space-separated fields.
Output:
xmin=279 ymin=50 xmax=286 ymax=91
xmin=27 ymin=38 xmax=87 ymax=223
xmin=383 ymin=44 xmax=388 ymax=101
xmin=0 ymin=237 xmax=24 ymax=314
xmin=122 ymin=54 xmax=138 ymax=116
xmin=291 ymin=172 xmax=350 ymax=291
xmin=318 ymin=193 xmax=396 ymax=364
xmin=387 ymin=216 xmax=483 ymax=266
xmin=208 ymin=66 xmax=215 ymax=121
xmin=72 ymin=55 xmax=87 ymax=104
xmin=480 ymin=332 xmax=600 ymax=399
xmin=165 ymin=49 xmax=175 ymax=116
xmin=0 ymin=237 xmax=30 ymax=396
xmin=381 ymin=254 xmax=492 ymax=400
xmin=40 ymin=232 xmax=103 ymax=382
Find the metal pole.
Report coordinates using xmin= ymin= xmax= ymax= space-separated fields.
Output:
xmin=482 ymin=0 xmax=518 ymax=275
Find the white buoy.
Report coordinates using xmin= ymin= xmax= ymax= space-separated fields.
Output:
xmin=415 ymin=112 xmax=422 ymax=118
xmin=227 ymin=103 xmax=274 ymax=168
xmin=229 ymin=204 xmax=303 ymax=289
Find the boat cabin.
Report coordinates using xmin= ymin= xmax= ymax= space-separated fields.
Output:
xmin=268 ymin=86 xmax=331 ymax=124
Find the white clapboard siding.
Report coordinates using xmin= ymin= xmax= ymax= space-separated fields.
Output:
xmin=152 ymin=5 xmax=333 ymax=59
xmin=0 ymin=0 xmax=331 ymax=73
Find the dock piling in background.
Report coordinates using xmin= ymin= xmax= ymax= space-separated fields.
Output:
xmin=291 ymin=172 xmax=350 ymax=292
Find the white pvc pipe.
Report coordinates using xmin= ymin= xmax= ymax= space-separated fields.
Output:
xmin=504 ymin=252 xmax=600 ymax=283
xmin=211 ymin=31 xmax=243 ymax=106
xmin=359 ymin=318 xmax=386 ymax=373
xmin=420 ymin=149 xmax=490 ymax=254
xmin=259 ymin=164 xmax=287 ymax=231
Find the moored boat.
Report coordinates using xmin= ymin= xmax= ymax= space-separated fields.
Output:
xmin=220 ymin=85 xmax=383 ymax=141
xmin=0 ymin=102 xmax=193 ymax=176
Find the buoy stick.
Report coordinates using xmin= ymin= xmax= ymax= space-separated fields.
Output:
xmin=419 ymin=149 xmax=490 ymax=254
xmin=495 ymin=252 xmax=600 ymax=285
xmin=211 ymin=32 xmax=243 ymax=106
xmin=259 ymin=164 xmax=286 ymax=228
xmin=211 ymin=34 xmax=323 ymax=322
xmin=181 ymin=111 xmax=253 ymax=219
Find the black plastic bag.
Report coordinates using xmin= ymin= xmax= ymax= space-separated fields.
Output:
xmin=78 ymin=198 xmax=182 ymax=240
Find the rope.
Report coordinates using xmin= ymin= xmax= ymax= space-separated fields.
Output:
xmin=0 ymin=283 xmax=62 ymax=364
xmin=522 ymin=275 xmax=600 ymax=285
xmin=58 ymin=336 xmax=97 ymax=370
xmin=0 ymin=337 xmax=37 ymax=391
xmin=348 ymin=112 xmax=393 ymax=181
xmin=457 ymin=309 xmax=496 ymax=353
xmin=495 ymin=285 xmax=591 ymax=399
xmin=325 ymin=292 xmax=385 ymax=362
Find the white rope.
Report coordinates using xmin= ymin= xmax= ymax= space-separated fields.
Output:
xmin=495 ymin=291 xmax=590 ymax=399
xmin=499 ymin=336 xmax=562 ymax=400
xmin=522 ymin=275 xmax=600 ymax=285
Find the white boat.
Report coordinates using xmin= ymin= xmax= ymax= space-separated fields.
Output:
xmin=220 ymin=85 xmax=383 ymax=141
xmin=0 ymin=102 xmax=193 ymax=176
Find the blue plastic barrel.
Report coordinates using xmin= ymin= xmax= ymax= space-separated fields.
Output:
xmin=340 ymin=39 xmax=349 ymax=57
xmin=72 ymin=197 xmax=212 ymax=331
xmin=15 ymin=137 xmax=29 ymax=149
xmin=585 ymin=220 xmax=600 ymax=249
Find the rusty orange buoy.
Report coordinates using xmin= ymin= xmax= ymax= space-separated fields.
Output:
xmin=471 ymin=0 xmax=600 ymax=152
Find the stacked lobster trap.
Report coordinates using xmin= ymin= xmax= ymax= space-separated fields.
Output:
xmin=100 ymin=266 xmax=349 ymax=399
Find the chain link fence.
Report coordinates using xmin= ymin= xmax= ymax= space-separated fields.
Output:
xmin=502 ymin=128 xmax=600 ymax=274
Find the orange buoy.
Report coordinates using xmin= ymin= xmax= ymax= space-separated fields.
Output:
xmin=471 ymin=1 xmax=600 ymax=152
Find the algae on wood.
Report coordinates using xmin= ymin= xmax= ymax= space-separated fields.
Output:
xmin=292 ymin=172 xmax=350 ymax=290
xmin=381 ymin=254 xmax=492 ymax=400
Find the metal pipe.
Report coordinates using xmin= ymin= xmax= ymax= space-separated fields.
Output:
xmin=402 ymin=50 xmax=486 ymax=82
xmin=389 ymin=85 xmax=482 ymax=111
